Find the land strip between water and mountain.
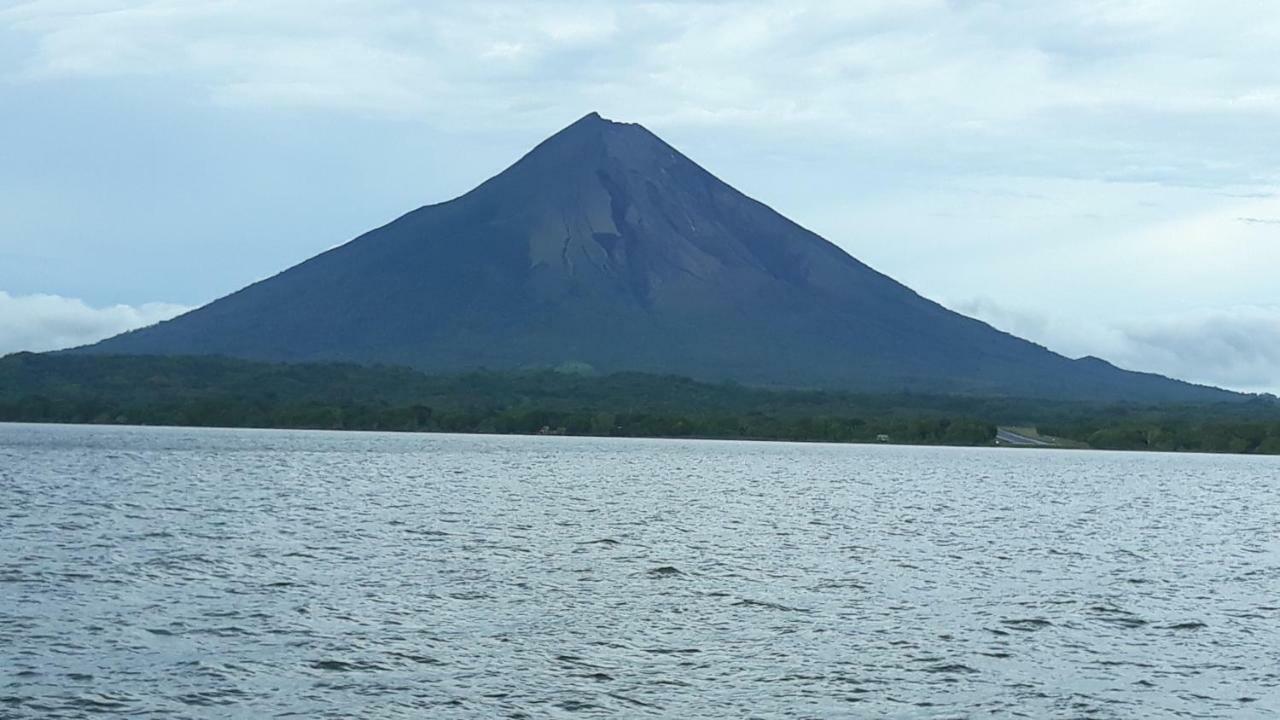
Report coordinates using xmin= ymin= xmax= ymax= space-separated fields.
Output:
xmin=4 ymin=353 xmax=1278 ymax=455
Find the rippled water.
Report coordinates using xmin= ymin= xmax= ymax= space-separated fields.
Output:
xmin=2 ymin=423 xmax=1279 ymax=718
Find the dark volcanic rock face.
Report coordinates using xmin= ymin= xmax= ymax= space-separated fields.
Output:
xmin=78 ymin=112 xmax=1233 ymax=402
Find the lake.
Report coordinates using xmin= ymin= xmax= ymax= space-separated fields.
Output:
xmin=2 ymin=423 xmax=1278 ymax=718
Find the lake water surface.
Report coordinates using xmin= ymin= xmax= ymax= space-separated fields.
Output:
xmin=2 ymin=423 xmax=1278 ymax=718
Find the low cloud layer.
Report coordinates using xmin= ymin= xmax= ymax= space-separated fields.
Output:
xmin=0 ymin=291 xmax=190 ymax=355
xmin=4 ymin=288 xmax=1274 ymax=396
xmin=952 ymin=298 xmax=1280 ymax=395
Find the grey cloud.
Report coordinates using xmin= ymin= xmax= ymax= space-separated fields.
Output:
xmin=952 ymin=297 xmax=1280 ymax=394
xmin=4 ymin=1 xmax=1279 ymax=188
xmin=1238 ymin=217 xmax=1280 ymax=225
xmin=0 ymin=291 xmax=190 ymax=355
xmin=1118 ymin=308 xmax=1280 ymax=393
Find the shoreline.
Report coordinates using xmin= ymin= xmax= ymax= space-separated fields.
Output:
xmin=5 ymin=419 xmax=1277 ymax=458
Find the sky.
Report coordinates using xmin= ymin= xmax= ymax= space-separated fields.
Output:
xmin=1 ymin=0 xmax=1278 ymax=394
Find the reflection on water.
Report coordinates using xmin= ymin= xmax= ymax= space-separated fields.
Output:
xmin=2 ymin=423 xmax=1278 ymax=718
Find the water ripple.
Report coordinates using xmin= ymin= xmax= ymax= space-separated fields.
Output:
xmin=2 ymin=423 xmax=1279 ymax=718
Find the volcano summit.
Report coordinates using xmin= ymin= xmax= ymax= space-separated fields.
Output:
xmin=79 ymin=113 xmax=1231 ymax=402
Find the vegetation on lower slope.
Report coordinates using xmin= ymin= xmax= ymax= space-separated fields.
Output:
xmin=2 ymin=353 xmax=1277 ymax=454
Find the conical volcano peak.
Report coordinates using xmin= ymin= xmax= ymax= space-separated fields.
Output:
xmin=75 ymin=113 xmax=1238 ymax=403
xmin=550 ymin=111 xmax=609 ymax=140
xmin=566 ymin=111 xmax=637 ymax=130
xmin=514 ymin=111 xmax=675 ymax=175
xmin=468 ymin=112 xmax=694 ymax=245
xmin=572 ymin=110 xmax=607 ymax=125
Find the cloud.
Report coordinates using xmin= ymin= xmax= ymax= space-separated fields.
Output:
xmin=0 ymin=291 xmax=190 ymax=355
xmin=3 ymin=1 xmax=1279 ymax=187
xmin=1121 ymin=306 xmax=1280 ymax=393
xmin=951 ymin=297 xmax=1280 ymax=395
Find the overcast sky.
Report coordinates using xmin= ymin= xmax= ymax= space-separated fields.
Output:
xmin=2 ymin=0 xmax=1278 ymax=393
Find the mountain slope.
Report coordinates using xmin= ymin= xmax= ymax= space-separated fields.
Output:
xmin=76 ymin=112 xmax=1235 ymax=402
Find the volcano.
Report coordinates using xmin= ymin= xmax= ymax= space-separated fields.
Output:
xmin=78 ymin=112 xmax=1232 ymax=402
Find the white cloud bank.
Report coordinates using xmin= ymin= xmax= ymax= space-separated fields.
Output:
xmin=0 ymin=291 xmax=190 ymax=355
xmin=951 ymin=298 xmax=1280 ymax=396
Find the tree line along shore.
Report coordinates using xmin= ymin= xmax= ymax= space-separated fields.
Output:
xmin=2 ymin=353 xmax=1278 ymax=455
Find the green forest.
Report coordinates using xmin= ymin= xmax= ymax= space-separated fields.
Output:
xmin=2 ymin=352 xmax=1279 ymax=454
